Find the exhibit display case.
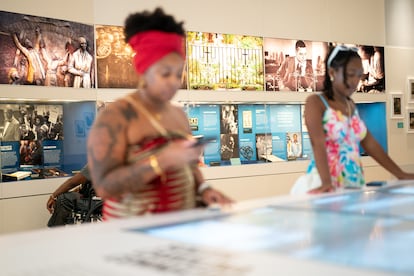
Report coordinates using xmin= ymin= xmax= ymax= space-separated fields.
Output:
xmin=0 ymin=9 xmax=389 ymax=186
xmin=0 ymin=0 xmax=402 ymax=235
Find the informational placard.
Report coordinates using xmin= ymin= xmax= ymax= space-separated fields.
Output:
xmin=42 ymin=140 xmax=63 ymax=168
xmin=0 ymin=141 xmax=20 ymax=173
xmin=238 ymin=105 xmax=256 ymax=162
xmin=187 ymin=104 xmax=221 ymax=165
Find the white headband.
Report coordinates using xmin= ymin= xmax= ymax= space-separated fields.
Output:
xmin=327 ymin=45 xmax=359 ymax=68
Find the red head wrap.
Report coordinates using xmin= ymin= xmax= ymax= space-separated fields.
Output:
xmin=128 ymin=30 xmax=185 ymax=74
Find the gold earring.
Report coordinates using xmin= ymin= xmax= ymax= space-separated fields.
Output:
xmin=138 ymin=79 xmax=146 ymax=89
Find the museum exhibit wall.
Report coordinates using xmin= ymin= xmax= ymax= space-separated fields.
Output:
xmin=1 ymin=0 xmax=413 ymax=234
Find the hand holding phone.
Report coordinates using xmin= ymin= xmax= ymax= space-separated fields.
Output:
xmin=366 ymin=181 xmax=386 ymax=187
xmin=192 ymin=135 xmax=215 ymax=147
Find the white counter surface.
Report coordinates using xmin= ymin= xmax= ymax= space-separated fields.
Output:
xmin=1 ymin=180 xmax=413 ymax=276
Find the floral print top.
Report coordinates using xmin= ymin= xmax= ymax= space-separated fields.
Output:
xmin=307 ymin=94 xmax=367 ymax=189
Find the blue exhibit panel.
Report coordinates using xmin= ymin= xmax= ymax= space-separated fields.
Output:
xmin=42 ymin=140 xmax=63 ymax=168
xmin=301 ymin=132 xmax=312 ymax=159
xmin=268 ymin=104 xmax=302 ymax=133
xmin=62 ymin=101 xmax=96 ymax=172
xmin=0 ymin=141 xmax=20 ymax=173
xmin=357 ymin=102 xmax=387 ymax=154
xmin=187 ymin=104 xmax=221 ymax=165
xmin=254 ymin=105 xmax=271 ymax=133
xmin=184 ymin=102 xmax=387 ymax=166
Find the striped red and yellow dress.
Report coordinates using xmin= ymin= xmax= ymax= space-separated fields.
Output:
xmin=102 ymin=134 xmax=196 ymax=220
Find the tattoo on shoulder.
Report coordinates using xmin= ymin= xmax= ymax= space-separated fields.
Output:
xmin=121 ymin=103 xmax=138 ymax=121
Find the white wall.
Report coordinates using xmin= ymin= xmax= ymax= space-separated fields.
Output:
xmin=1 ymin=0 xmax=413 ymax=234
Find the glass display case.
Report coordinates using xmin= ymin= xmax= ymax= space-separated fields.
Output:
xmin=1 ymin=99 xmax=96 ymax=182
xmin=0 ymin=94 xmax=388 ymax=183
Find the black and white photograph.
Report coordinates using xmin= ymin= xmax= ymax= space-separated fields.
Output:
xmin=407 ymin=109 xmax=414 ymax=134
xmin=356 ymin=45 xmax=385 ymax=93
xmin=390 ymin=92 xmax=403 ymax=119
xmin=220 ymin=104 xmax=238 ymax=134
xmin=255 ymin=133 xmax=273 ymax=161
xmin=220 ymin=133 xmax=239 ymax=161
xmin=264 ymin=38 xmax=329 ymax=92
xmin=0 ymin=103 xmax=64 ymax=142
xmin=407 ymin=77 xmax=414 ymax=103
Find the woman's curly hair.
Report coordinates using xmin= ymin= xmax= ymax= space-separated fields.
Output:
xmin=124 ymin=7 xmax=185 ymax=43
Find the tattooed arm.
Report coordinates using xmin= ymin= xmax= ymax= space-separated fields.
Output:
xmin=87 ymin=100 xmax=145 ymax=200
xmin=87 ymin=99 xmax=206 ymax=200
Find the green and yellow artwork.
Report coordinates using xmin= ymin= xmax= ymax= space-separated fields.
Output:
xmin=186 ymin=31 xmax=264 ymax=91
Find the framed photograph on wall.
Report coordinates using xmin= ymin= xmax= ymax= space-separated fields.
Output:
xmin=407 ymin=77 xmax=414 ymax=104
xmin=407 ymin=108 xmax=414 ymax=133
xmin=390 ymin=92 xmax=403 ymax=119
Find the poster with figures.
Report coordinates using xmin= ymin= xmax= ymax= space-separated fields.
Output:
xmin=352 ymin=44 xmax=386 ymax=93
xmin=264 ymin=38 xmax=329 ymax=92
xmin=329 ymin=43 xmax=386 ymax=93
xmin=0 ymin=11 xmax=94 ymax=88
xmin=95 ymin=25 xmax=138 ymax=88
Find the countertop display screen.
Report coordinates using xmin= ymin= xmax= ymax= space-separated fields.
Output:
xmin=134 ymin=185 xmax=414 ymax=275
xmin=276 ymin=189 xmax=414 ymax=220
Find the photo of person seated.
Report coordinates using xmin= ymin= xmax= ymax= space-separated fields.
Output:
xmin=277 ymin=40 xmax=314 ymax=91
xmin=357 ymin=45 xmax=385 ymax=93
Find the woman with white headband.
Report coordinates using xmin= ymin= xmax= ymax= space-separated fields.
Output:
xmin=298 ymin=45 xmax=414 ymax=193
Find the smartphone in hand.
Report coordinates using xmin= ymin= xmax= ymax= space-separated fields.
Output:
xmin=366 ymin=181 xmax=386 ymax=187
xmin=192 ymin=135 xmax=215 ymax=147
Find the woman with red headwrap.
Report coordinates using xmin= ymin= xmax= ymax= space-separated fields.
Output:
xmin=87 ymin=8 xmax=232 ymax=220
